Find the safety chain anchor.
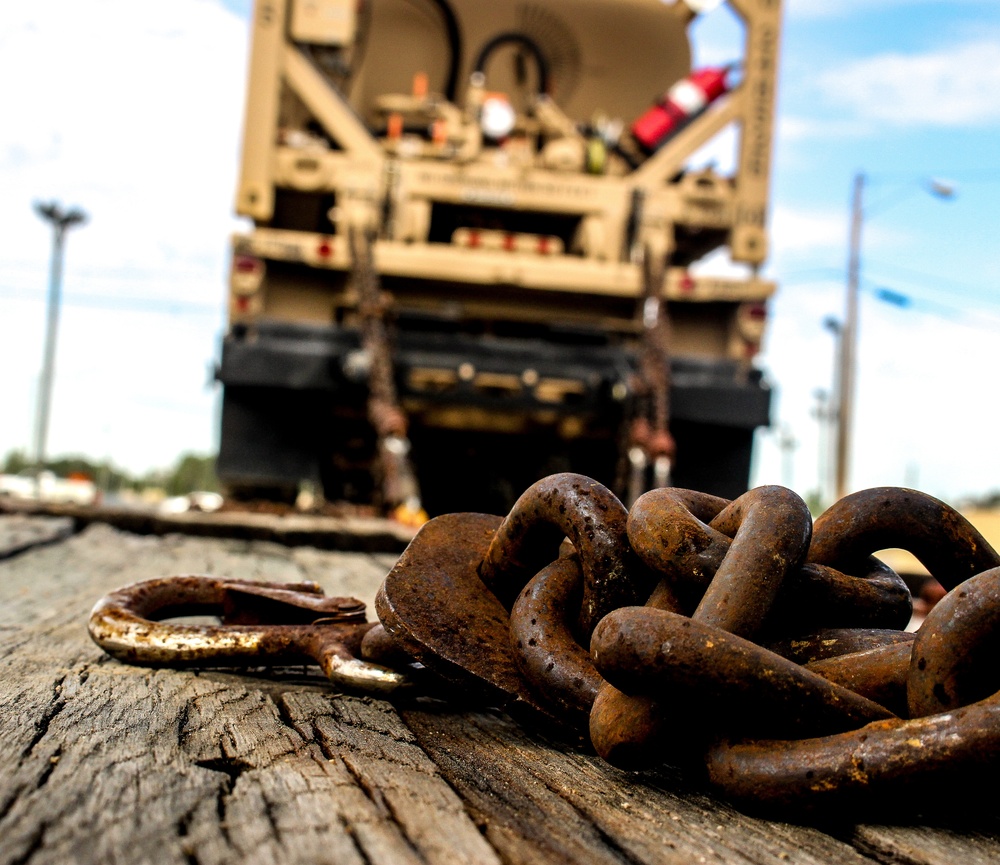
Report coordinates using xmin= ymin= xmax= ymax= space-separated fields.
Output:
xmin=89 ymin=473 xmax=1000 ymax=820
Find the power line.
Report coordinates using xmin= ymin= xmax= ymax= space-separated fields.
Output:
xmin=864 ymin=257 xmax=1000 ymax=307
xmin=865 ymin=168 xmax=1000 ymax=185
xmin=776 ymin=262 xmax=999 ymax=312
xmin=863 ymin=283 xmax=1000 ymax=332
xmin=0 ymin=286 xmax=223 ymax=317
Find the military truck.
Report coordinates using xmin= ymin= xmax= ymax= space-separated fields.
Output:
xmin=215 ymin=0 xmax=782 ymax=516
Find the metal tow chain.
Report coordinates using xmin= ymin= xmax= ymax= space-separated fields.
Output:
xmin=89 ymin=472 xmax=1000 ymax=820
xmin=348 ymin=225 xmax=425 ymax=525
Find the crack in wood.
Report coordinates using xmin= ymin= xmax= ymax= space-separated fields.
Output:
xmin=215 ymin=788 xmax=232 ymax=847
xmin=22 ymin=674 xmax=67 ymax=759
xmin=195 ymin=756 xmax=253 ymax=786
xmin=33 ymin=746 xmax=63 ymax=793
xmin=176 ymin=700 xmax=193 ymax=747
xmin=176 ymin=803 xmax=210 ymax=865
xmin=7 ymin=820 xmax=49 ymax=865
xmin=191 ymin=758 xmax=249 ymax=849
xmin=541 ymin=775 xmax=652 ymax=865
xmin=340 ymin=754 xmax=393 ymax=821
xmin=260 ymin=790 xmax=281 ymax=844
xmin=0 ymin=515 xmax=76 ymax=562
xmin=337 ymin=812 xmax=378 ymax=865
xmin=396 ymin=712 xmax=503 ymax=848
xmin=274 ymin=692 xmax=310 ymax=740
xmin=0 ymin=782 xmax=25 ymax=826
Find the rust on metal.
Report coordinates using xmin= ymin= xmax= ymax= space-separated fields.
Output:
xmin=88 ymin=576 xmax=410 ymax=693
xmin=764 ymin=559 xmax=912 ymax=632
xmin=509 ymin=553 xmax=603 ymax=719
xmin=691 ymin=485 xmax=812 ymax=638
xmin=628 ymin=486 xmax=911 ymax=630
xmin=907 ymin=565 xmax=1000 ymax=717
xmin=804 ymin=641 xmax=912 ymax=717
xmin=810 ymin=487 xmax=1000 ymax=591
xmin=591 ymin=607 xmax=894 ymax=740
xmin=764 ymin=627 xmax=915 ymax=665
xmin=478 ymin=472 xmax=641 ymax=637
xmin=589 ymin=682 xmax=689 ymax=771
xmin=705 ymin=689 xmax=1000 ymax=815
xmin=374 ymin=511 xmax=556 ymax=718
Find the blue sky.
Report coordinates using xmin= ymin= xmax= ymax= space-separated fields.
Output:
xmin=1 ymin=0 xmax=998 ymax=505
xmin=745 ymin=0 xmax=1000 ymax=502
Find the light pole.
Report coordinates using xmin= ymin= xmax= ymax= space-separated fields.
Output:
xmin=832 ymin=174 xmax=953 ymax=500
xmin=833 ymin=174 xmax=864 ymax=502
xmin=33 ymin=201 xmax=88 ymax=472
xmin=822 ymin=316 xmax=842 ymax=505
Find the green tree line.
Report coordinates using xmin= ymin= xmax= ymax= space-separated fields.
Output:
xmin=1 ymin=450 xmax=218 ymax=497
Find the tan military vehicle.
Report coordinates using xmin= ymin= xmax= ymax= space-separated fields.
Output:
xmin=216 ymin=0 xmax=782 ymax=516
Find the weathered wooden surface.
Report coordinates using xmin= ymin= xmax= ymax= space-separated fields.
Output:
xmin=3 ymin=515 xmax=1000 ymax=865
xmin=0 ymin=514 xmax=73 ymax=559
xmin=0 ymin=498 xmax=415 ymax=554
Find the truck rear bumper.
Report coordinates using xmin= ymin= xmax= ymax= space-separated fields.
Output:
xmin=217 ymin=320 xmax=771 ymax=429
xmin=215 ymin=320 xmax=771 ymax=503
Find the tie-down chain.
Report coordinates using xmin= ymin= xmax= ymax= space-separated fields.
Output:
xmin=89 ymin=472 xmax=1000 ymax=819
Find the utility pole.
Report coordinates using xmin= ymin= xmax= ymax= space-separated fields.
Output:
xmin=33 ymin=201 xmax=87 ymax=472
xmin=776 ymin=424 xmax=797 ymax=490
xmin=832 ymin=173 xmax=954 ymax=501
xmin=834 ymin=174 xmax=864 ymax=502
xmin=822 ymin=316 xmax=842 ymax=505
xmin=812 ymin=387 xmax=832 ymax=506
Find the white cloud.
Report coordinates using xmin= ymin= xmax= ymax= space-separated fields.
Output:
xmin=770 ymin=206 xmax=846 ymax=255
xmin=0 ymin=0 xmax=249 ymax=471
xmin=0 ymin=0 xmax=248 ymax=282
xmin=684 ymin=124 xmax=739 ymax=175
xmin=775 ymin=115 xmax=871 ymax=143
xmin=787 ymin=0 xmax=994 ymax=21
xmin=818 ymin=40 xmax=1000 ymax=126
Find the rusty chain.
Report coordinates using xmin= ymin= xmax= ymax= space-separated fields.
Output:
xmin=89 ymin=473 xmax=1000 ymax=819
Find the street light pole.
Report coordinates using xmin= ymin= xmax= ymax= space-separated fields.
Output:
xmin=831 ymin=174 xmax=954 ymax=500
xmin=33 ymin=201 xmax=87 ymax=471
xmin=834 ymin=173 xmax=864 ymax=501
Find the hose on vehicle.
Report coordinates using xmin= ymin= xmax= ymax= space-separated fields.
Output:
xmin=472 ymin=32 xmax=550 ymax=95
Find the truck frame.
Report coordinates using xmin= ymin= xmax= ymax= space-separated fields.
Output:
xmin=216 ymin=0 xmax=782 ymax=515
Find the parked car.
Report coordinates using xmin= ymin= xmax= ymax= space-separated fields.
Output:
xmin=0 ymin=470 xmax=99 ymax=506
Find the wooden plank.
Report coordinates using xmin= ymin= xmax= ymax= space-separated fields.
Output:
xmin=0 ymin=499 xmax=415 ymax=554
xmin=851 ymin=825 xmax=1000 ymax=865
xmin=3 ymin=519 xmax=1000 ymax=865
xmin=0 ymin=525 xmax=493 ymax=865
xmin=404 ymin=708 xmax=876 ymax=865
